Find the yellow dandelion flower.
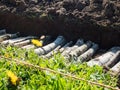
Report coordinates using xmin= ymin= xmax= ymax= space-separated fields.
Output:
xmin=31 ymin=39 xmax=43 ymax=47
xmin=4 ymin=53 xmax=10 ymax=58
xmin=6 ymin=70 xmax=18 ymax=86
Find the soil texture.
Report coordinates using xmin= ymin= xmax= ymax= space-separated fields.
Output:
xmin=0 ymin=0 xmax=120 ymax=48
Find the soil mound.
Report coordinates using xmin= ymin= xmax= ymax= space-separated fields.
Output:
xmin=0 ymin=0 xmax=120 ymax=48
xmin=0 ymin=0 xmax=120 ymax=28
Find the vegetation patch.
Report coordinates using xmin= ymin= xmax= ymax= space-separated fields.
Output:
xmin=0 ymin=45 xmax=118 ymax=90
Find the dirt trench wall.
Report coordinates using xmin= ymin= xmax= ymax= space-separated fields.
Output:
xmin=0 ymin=12 xmax=120 ymax=49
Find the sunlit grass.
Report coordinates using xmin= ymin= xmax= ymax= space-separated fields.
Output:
xmin=0 ymin=45 xmax=118 ymax=90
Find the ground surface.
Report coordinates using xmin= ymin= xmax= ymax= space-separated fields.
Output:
xmin=0 ymin=0 xmax=120 ymax=48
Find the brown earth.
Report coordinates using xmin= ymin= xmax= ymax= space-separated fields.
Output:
xmin=0 ymin=0 xmax=120 ymax=48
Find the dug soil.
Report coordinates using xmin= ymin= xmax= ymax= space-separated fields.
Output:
xmin=0 ymin=0 xmax=120 ymax=48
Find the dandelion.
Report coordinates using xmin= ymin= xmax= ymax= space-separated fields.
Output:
xmin=4 ymin=53 xmax=10 ymax=58
xmin=6 ymin=70 xmax=18 ymax=86
xmin=31 ymin=39 xmax=43 ymax=47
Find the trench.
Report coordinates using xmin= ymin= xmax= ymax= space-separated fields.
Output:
xmin=0 ymin=12 xmax=120 ymax=88
xmin=0 ymin=12 xmax=120 ymax=49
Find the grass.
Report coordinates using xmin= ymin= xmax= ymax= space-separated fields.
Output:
xmin=0 ymin=45 xmax=118 ymax=90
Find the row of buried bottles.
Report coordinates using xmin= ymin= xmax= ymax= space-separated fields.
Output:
xmin=0 ymin=29 xmax=120 ymax=76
